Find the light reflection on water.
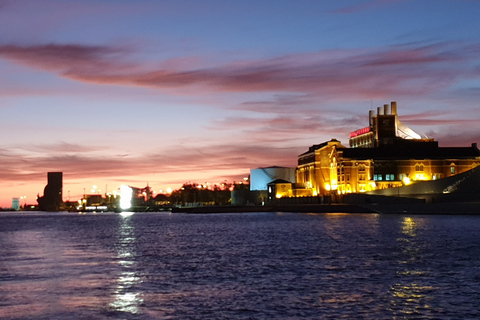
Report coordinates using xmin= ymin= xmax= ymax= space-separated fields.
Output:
xmin=390 ymin=216 xmax=435 ymax=318
xmin=1 ymin=211 xmax=480 ymax=319
xmin=109 ymin=212 xmax=143 ymax=314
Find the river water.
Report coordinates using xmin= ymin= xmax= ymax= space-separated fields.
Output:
xmin=1 ymin=211 xmax=480 ymax=319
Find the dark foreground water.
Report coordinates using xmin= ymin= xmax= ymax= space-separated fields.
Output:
xmin=1 ymin=211 xmax=480 ymax=320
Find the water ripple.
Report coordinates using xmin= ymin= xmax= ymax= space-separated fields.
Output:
xmin=1 ymin=212 xmax=480 ymax=319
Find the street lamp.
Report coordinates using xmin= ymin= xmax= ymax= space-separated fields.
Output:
xmin=20 ymin=196 xmax=27 ymax=208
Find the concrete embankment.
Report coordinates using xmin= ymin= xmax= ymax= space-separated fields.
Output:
xmin=172 ymin=202 xmax=480 ymax=215
xmin=172 ymin=204 xmax=375 ymax=214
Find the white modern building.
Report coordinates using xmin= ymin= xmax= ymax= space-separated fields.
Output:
xmin=250 ymin=166 xmax=296 ymax=191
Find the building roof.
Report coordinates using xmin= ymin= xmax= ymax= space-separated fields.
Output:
xmin=298 ymin=139 xmax=341 ymax=157
xmin=267 ymin=179 xmax=292 ymax=185
xmin=256 ymin=166 xmax=292 ymax=169
xmin=340 ymin=142 xmax=480 ymax=160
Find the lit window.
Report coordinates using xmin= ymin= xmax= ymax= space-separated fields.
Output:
xmin=451 ymin=166 xmax=456 ymax=174
xmin=385 ymin=174 xmax=395 ymax=181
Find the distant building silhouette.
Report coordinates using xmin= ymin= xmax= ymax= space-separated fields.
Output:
xmin=37 ymin=172 xmax=63 ymax=211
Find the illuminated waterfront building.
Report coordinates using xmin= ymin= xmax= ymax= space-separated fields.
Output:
xmin=294 ymin=102 xmax=480 ymax=198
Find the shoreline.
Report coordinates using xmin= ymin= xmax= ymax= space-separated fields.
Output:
xmin=4 ymin=202 xmax=480 ymax=215
xmin=172 ymin=204 xmax=373 ymax=214
xmin=172 ymin=202 xmax=480 ymax=215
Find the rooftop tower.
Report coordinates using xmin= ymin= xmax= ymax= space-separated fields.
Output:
xmin=349 ymin=101 xmax=430 ymax=148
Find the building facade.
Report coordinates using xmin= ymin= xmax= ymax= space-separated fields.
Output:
xmin=294 ymin=102 xmax=480 ymax=198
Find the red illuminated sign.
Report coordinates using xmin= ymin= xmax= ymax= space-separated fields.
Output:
xmin=350 ymin=127 xmax=371 ymax=138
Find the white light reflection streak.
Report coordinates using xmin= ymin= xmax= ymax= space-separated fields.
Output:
xmin=109 ymin=212 xmax=143 ymax=314
xmin=390 ymin=217 xmax=433 ymax=317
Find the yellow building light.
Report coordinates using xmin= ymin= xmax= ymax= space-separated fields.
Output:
xmin=325 ymin=183 xmax=331 ymax=191
xmin=276 ymin=193 xmax=282 ymax=199
xmin=402 ymin=177 xmax=411 ymax=185
xmin=414 ymin=173 xmax=430 ymax=181
xmin=331 ymin=179 xmax=338 ymax=190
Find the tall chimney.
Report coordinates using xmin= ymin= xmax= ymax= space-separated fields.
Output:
xmin=369 ymin=110 xmax=375 ymax=126
xmin=391 ymin=101 xmax=397 ymax=115
xmin=377 ymin=106 xmax=384 ymax=115
xmin=384 ymin=104 xmax=391 ymax=115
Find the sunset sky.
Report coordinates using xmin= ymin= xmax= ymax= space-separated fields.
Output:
xmin=1 ymin=0 xmax=480 ymax=207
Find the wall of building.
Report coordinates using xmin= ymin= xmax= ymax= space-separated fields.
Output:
xmin=267 ymin=182 xmax=293 ymax=201
xmin=250 ymin=167 xmax=295 ymax=191
xmin=296 ymin=139 xmax=346 ymax=196
xmin=269 ymin=102 xmax=480 ymax=201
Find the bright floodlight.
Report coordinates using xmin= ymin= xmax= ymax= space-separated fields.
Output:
xmin=120 ymin=185 xmax=132 ymax=210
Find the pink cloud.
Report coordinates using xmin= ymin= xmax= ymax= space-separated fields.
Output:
xmin=0 ymin=44 xmax=127 ymax=70
xmin=403 ymin=118 xmax=479 ymax=126
xmin=395 ymin=109 xmax=480 ymax=127
xmin=24 ymin=142 xmax=109 ymax=154
xmin=1 ymin=41 xmax=479 ymax=100
xmin=0 ymin=138 xmax=302 ymax=206
xmin=0 ymin=140 xmax=298 ymax=186
xmin=430 ymin=129 xmax=480 ymax=147
xmin=209 ymin=110 xmax=360 ymax=143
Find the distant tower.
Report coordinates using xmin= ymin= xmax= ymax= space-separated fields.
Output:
xmin=11 ymin=198 xmax=20 ymax=211
xmin=349 ymin=101 xmax=426 ymax=148
xmin=37 ymin=172 xmax=63 ymax=211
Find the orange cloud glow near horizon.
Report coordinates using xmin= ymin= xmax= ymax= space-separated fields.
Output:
xmin=1 ymin=0 xmax=480 ymax=208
